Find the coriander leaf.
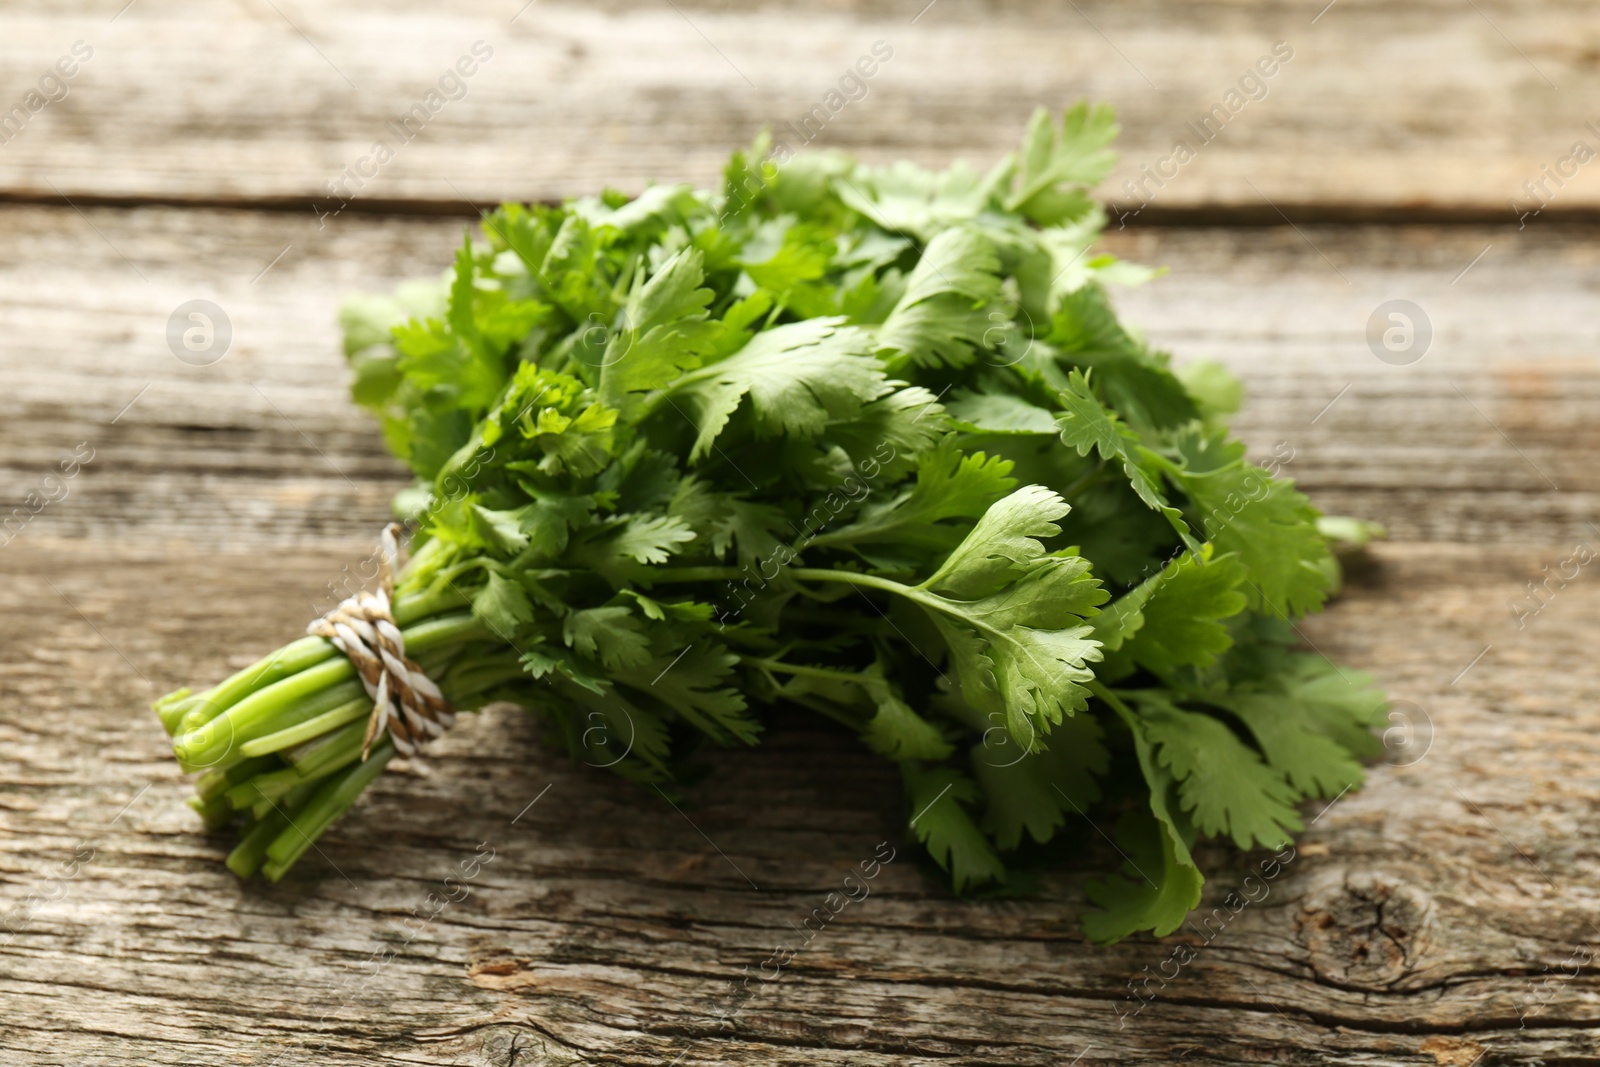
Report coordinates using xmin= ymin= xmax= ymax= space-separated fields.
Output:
xmin=513 ymin=488 xmax=594 ymax=560
xmin=1177 ymin=463 xmax=1333 ymax=618
xmin=1130 ymin=553 xmax=1247 ymax=673
xmin=824 ymin=385 xmax=948 ymax=481
xmin=447 ymin=235 xmax=483 ymax=350
xmin=392 ymin=314 xmax=503 ymax=413
xmin=862 ymin=685 xmax=954 ymax=762
xmin=599 ymin=249 xmax=721 ymax=405
xmin=1017 ymin=211 xmax=1103 ymax=310
xmin=707 ymin=291 xmax=774 ymax=359
xmin=903 ymin=765 xmax=1006 ymax=893
xmin=575 ymin=182 xmax=698 ymax=233
xmin=576 ymin=515 xmax=700 ymax=585
xmin=902 ymin=227 xmax=1004 ymax=309
xmin=946 ymin=390 xmax=1060 ymax=435
xmin=470 ymin=503 xmax=531 ymax=554
xmin=494 ymin=387 xmax=619 ymax=479
xmin=340 ymin=280 xmax=446 ymax=359
xmin=563 ymin=606 xmax=653 ymax=672
xmin=619 ymin=589 xmax=715 ymax=623
xmin=1054 ymin=368 xmax=1199 ymax=553
xmin=710 ymin=498 xmax=791 ymax=566
xmin=876 ymin=227 xmax=1003 ymax=370
xmin=1082 ymin=692 xmax=1204 ymax=942
xmin=930 ymin=565 xmax=1104 ymax=745
xmin=1244 ymin=654 xmax=1390 ymax=763
xmin=390 ymin=235 xmax=531 ymax=412
xmin=666 ymin=318 xmax=891 ymax=460
xmin=542 ymin=674 xmax=674 ymax=775
xmin=921 ymin=483 xmax=1069 ymax=598
xmin=474 ymin=290 xmax=548 ymax=353
xmin=1169 ymin=425 xmax=1248 ymax=475
xmin=720 ymin=131 xmax=777 ymax=227
xmin=768 ymin=147 xmax=855 ymax=216
xmin=520 ymin=642 xmax=610 ymax=696
xmin=741 ymin=220 xmax=836 ymax=315
xmin=835 ymin=159 xmax=992 ymax=239
xmin=539 ymin=213 xmax=617 ymax=325
xmin=972 ymin=711 xmax=1107 ymax=850
xmin=1004 ymin=102 xmax=1119 ymax=225
xmin=1080 ymin=806 xmax=1203 ymax=944
xmin=1222 ymin=689 xmax=1366 ymax=800
xmin=1050 ymin=283 xmax=1198 ymax=430
xmin=615 ymin=642 xmax=757 ymax=746
xmin=1094 ymin=549 xmax=1248 ymax=679
xmin=1136 ymin=695 xmax=1302 ymax=850
xmin=483 ymin=202 xmax=560 ymax=286
xmin=909 ymin=497 xmax=1107 ymax=747
xmin=472 ymin=571 xmax=534 ymax=639
xmin=666 ymin=475 xmax=789 ymax=567
xmin=814 ymin=442 xmax=1015 ymax=554
xmin=611 ymin=514 xmax=699 ymax=564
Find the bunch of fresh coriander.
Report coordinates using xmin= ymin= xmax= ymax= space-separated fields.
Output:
xmin=156 ymin=104 xmax=1387 ymax=941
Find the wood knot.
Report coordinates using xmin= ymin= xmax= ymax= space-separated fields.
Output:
xmin=1297 ymin=869 xmax=1434 ymax=989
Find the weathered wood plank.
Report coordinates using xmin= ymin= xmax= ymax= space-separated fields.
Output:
xmin=3 ymin=542 xmax=1600 ymax=1065
xmin=0 ymin=0 xmax=1591 ymax=217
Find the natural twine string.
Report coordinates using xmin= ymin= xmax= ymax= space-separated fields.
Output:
xmin=308 ymin=523 xmax=456 ymax=760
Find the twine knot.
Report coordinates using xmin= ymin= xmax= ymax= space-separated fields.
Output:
xmin=309 ymin=523 xmax=456 ymax=760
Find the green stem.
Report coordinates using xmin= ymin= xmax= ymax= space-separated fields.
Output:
xmin=801 ymin=526 xmax=862 ymax=550
xmin=262 ymin=745 xmax=395 ymax=880
xmin=787 ymin=567 xmax=966 ymax=626
xmin=170 ymin=577 xmax=497 ymax=881
xmin=172 ymin=613 xmax=483 ymax=769
xmin=737 ymin=656 xmax=876 ymax=730
xmin=1086 ymin=680 xmax=1139 ymax=731
xmin=226 ymin=764 xmax=302 ymax=810
xmin=654 ymin=565 xmax=919 ymax=605
xmin=227 ymin=809 xmax=291 ymax=878
xmin=174 ymin=656 xmax=357 ymax=769
xmin=186 ymin=793 xmax=233 ymax=830
xmin=173 ymin=635 xmax=340 ymax=732
xmin=392 ymin=583 xmax=471 ymax=626
xmin=788 ymin=567 xmax=908 ymax=597
xmin=156 ymin=691 xmax=204 ymax=735
xmin=194 ymin=755 xmax=278 ymax=804
xmin=393 ymin=534 xmax=449 ymax=591
xmin=238 ymin=696 xmax=371 ymax=758
xmin=445 ymin=660 xmax=528 ymax=700
xmin=740 ymin=655 xmax=867 ymax=686
xmin=402 ymin=612 xmax=489 ymax=653
xmin=284 ymin=719 xmax=368 ymax=777
xmin=656 ymin=563 xmax=987 ymax=638
xmin=786 ymin=567 xmax=1029 ymax=650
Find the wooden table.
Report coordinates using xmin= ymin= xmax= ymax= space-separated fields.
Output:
xmin=3 ymin=2 xmax=1596 ymax=1063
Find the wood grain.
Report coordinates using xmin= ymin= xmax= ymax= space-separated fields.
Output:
xmin=0 ymin=0 xmax=1594 ymax=217
xmin=5 ymin=542 xmax=1600 ymax=1066
xmin=1 ymin=2 xmax=1594 ymax=1055
xmin=1 ymin=201 xmax=1597 ymax=1064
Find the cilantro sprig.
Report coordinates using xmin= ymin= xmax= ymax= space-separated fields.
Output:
xmin=155 ymin=104 xmax=1387 ymax=941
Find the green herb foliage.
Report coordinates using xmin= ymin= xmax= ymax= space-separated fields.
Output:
xmin=156 ymin=104 xmax=1387 ymax=941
